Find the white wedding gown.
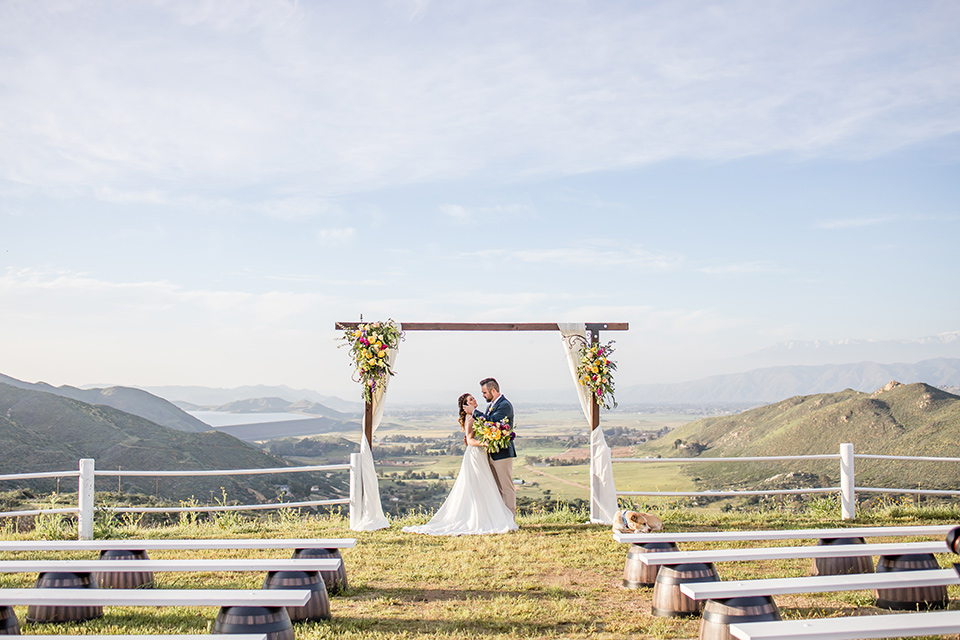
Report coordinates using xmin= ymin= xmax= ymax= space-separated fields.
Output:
xmin=403 ymin=445 xmax=518 ymax=536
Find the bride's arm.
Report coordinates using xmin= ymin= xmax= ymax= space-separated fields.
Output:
xmin=464 ymin=416 xmax=484 ymax=447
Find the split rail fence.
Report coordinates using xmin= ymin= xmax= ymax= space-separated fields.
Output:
xmin=1 ymin=444 xmax=958 ymax=539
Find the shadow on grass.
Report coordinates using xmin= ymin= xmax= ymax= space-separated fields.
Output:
xmin=351 ymin=585 xmax=582 ymax=602
xmin=300 ymin=613 xmax=600 ymax=636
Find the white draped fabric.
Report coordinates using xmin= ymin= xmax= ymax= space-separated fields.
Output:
xmin=349 ymin=344 xmax=397 ymax=532
xmin=558 ymin=323 xmax=618 ymax=524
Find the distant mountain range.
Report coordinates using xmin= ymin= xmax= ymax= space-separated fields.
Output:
xmin=619 ymin=358 xmax=960 ymax=404
xmin=727 ymin=331 xmax=960 ymax=370
xmin=138 ymin=384 xmax=362 ymax=413
xmin=0 ymin=373 xmax=210 ymax=432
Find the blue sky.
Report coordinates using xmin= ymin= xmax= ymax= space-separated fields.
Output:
xmin=1 ymin=1 xmax=958 ymax=403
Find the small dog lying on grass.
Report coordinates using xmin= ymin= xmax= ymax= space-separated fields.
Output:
xmin=612 ymin=509 xmax=663 ymax=534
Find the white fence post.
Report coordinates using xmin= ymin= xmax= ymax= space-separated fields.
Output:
xmin=77 ymin=458 xmax=95 ymax=540
xmin=840 ymin=443 xmax=855 ymax=520
xmin=348 ymin=453 xmax=360 ymax=527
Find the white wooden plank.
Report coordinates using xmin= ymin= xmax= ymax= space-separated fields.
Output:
xmin=635 ymin=541 xmax=948 ymax=565
xmin=730 ymin=610 xmax=960 ymax=640
xmin=680 ymin=568 xmax=959 ymax=600
xmin=0 ymin=558 xmax=340 ymax=572
xmin=614 ymin=525 xmax=954 ymax=544
xmin=0 ymin=588 xmax=311 ymax=607
xmin=0 ymin=538 xmax=355 ymax=552
xmin=40 ymin=636 xmax=266 ymax=640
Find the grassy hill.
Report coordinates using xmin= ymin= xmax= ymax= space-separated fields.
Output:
xmin=637 ymin=381 xmax=960 ymax=492
xmin=0 ymin=382 xmax=344 ymax=502
xmin=0 ymin=373 xmax=209 ymax=433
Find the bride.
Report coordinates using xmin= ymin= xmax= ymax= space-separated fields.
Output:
xmin=402 ymin=393 xmax=518 ymax=536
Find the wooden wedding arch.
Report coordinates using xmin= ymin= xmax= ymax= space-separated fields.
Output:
xmin=334 ymin=321 xmax=629 ymax=446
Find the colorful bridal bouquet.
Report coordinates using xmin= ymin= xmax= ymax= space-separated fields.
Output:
xmin=338 ymin=319 xmax=403 ymax=401
xmin=474 ymin=416 xmax=515 ymax=454
xmin=577 ymin=340 xmax=617 ymax=410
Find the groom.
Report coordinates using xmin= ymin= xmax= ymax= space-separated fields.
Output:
xmin=473 ymin=377 xmax=516 ymax=515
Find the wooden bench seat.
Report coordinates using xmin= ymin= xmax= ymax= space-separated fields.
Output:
xmin=679 ymin=567 xmax=960 ymax=600
xmin=613 ymin=525 xmax=955 ymax=545
xmin=632 ymin=540 xmax=949 ymax=566
xmin=33 ymin=636 xmax=266 ymax=640
xmin=729 ymin=609 xmax=960 ymax=640
xmin=0 ymin=589 xmax=310 ymax=639
xmin=0 ymin=588 xmax=311 ymax=607
xmin=0 ymin=538 xmax=355 ymax=595
xmin=0 ymin=558 xmax=340 ymax=573
xmin=0 ymin=538 xmax=356 ymax=551
xmin=5 ymin=557 xmax=344 ymax=626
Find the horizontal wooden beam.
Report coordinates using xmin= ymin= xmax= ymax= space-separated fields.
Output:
xmin=334 ymin=322 xmax=628 ymax=332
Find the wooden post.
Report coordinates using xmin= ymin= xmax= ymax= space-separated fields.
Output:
xmin=587 ymin=325 xmax=602 ymax=431
xmin=363 ymin=399 xmax=373 ymax=447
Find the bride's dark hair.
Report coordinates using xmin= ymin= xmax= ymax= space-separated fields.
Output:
xmin=457 ymin=393 xmax=471 ymax=431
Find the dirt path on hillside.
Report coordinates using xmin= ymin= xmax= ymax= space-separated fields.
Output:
xmin=523 ymin=465 xmax=588 ymax=489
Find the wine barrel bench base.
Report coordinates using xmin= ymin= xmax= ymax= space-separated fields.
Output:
xmin=623 ymin=542 xmax=678 ymax=589
xmin=874 ymin=553 xmax=949 ymax=610
xmin=651 ymin=563 xmax=720 ymax=618
xmin=699 ymin=596 xmax=780 ymax=640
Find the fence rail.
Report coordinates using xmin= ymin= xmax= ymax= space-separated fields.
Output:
xmin=0 ymin=458 xmax=358 ymax=539
xmin=612 ymin=443 xmax=959 ymax=519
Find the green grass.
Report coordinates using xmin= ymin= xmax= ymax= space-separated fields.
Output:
xmin=3 ymin=504 xmax=959 ymax=639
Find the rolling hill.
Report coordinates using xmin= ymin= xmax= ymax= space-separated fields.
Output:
xmin=0 ymin=373 xmax=210 ymax=432
xmin=204 ymin=397 xmax=354 ymax=420
xmin=637 ymin=381 xmax=960 ymax=491
xmin=0 ymin=382 xmax=345 ymax=502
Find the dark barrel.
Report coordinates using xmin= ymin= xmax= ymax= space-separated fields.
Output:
xmin=93 ymin=549 xmax=155 ymax=589
xmin=623 ymin=542 xmax=678 ymax=588
xmin=947 ymin=526 xmax=960 ymax=555
xmin=0 ymin=606 xmax=20 ymax=635
xmin=874 ymin=553 xmax=949 ymax=610
xmin=292 ymin=548 xmax=347 ymax=594
xmin=651 ymin=563 xmax=720 ymax=618
xmin=262 ymin=570 xmax=330 ymax=622
xmin=699 ymin=596 xmax=781 ymax=640
xmin=812 ymin=537 xmax=874 ymax=576
xmin=212 ymin=605 xmax=295 ymax=640
xmin=26 ymin=572 xmax=104 ymax=623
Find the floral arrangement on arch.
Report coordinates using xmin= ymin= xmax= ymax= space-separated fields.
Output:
xmin=577 ymin=339 xmax=618 ymax=410
xmin=474 ymin=416 xmax=515 ymax=454
xmin=339 ymin=319 xmax=404 ymax=402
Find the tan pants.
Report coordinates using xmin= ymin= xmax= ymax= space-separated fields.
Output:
xmin=489 ymin=456 xmax=516 ymax=515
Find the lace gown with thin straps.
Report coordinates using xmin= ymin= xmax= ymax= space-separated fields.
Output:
xmin=402 ymin=421 xmax=517 ymax=536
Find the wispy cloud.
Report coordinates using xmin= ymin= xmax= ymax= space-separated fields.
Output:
xmin=465 ymin=246 xmax=684 ymax=270
xmin=815 ymin=215 xmax=900 ymax=230
xmin=439 ymin=204 xmax=471 ymax=224
xmin=316 ymin=227 xmax=356 ymax=246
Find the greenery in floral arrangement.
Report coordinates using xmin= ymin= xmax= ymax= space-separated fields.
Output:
xmin=339 ymin=319 xmax=404 ymax=402
xmin=577 ymin=340 xmax=617 ymax=409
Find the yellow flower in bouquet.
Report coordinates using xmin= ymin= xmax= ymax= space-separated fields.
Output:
xmin=474 ymin=416 xmax=515 ymax=454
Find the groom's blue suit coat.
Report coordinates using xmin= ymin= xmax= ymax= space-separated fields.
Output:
xmin=473 ymin=395 xmax=516 ymax=461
